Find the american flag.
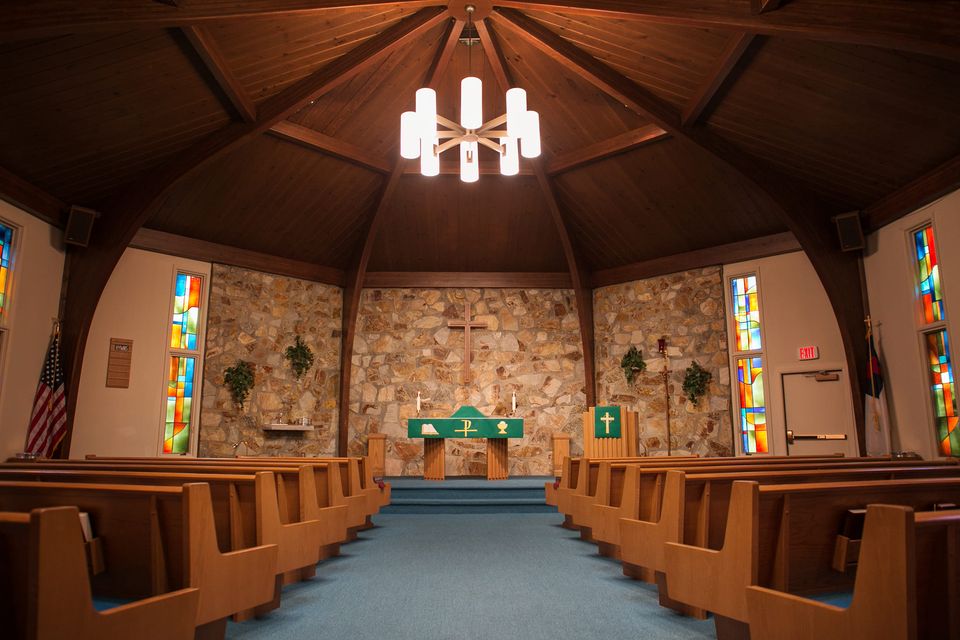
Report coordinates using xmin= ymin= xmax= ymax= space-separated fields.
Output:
xmin=25 ymin=329 xmax=67 ymax=457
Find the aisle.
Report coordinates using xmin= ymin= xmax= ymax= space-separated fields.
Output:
xmin=227 ymin=513 xmax=717 ymax=640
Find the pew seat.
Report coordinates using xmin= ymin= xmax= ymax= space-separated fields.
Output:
xmin=0 ymin=506 xmax=199 ymax=640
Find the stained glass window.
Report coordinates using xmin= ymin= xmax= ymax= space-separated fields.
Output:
xmin=926 ymin=331 xmax=958 ymax=457
xmin=737 ymin=357 xmax=768 ymax=454
xmin=914 ymin=226 xmax=945 ymax=324
xmin=164 ymin=355 xmax=195 ymax=454
xmin=0 ymin=223 xmax=14 ymax=313
xmin=731 ymin=275 xmax=762 ymax=351
xmin=171 ymin=273 xmax=202 ymax=350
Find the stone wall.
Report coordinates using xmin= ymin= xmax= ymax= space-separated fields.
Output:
xmin=199 ymin=264 xmax=342 ymax=457
xmin=347 ymin=288 xmax=586 ymax=476
xmin=594 ymin=267 xmax=733 ymax=457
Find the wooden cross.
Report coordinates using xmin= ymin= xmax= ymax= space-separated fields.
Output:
xmin=448 ymin=302 xmax=489 ymax=384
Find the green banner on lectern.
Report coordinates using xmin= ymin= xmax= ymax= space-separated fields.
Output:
xmin=407 ymin=405 xmax=523 ymax=439
xmin=594 ymin=406 xmax=622 ymax=438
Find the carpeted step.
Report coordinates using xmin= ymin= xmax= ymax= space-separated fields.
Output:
xmin=381 ymin=476 xmax=557 ymax=514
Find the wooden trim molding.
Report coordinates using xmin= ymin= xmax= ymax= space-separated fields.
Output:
xmin=863 ymin=153 xmax=960 ymax=232
xmin=364 ymin=271 xmax=573 ymax=288
xmin=590 ymin=232 xmax=801 ymax=288
xmin=130 ymin=228 xmax=345 ymax=285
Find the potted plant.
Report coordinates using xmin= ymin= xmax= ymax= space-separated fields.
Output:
xmin=682 ymin=360 xmax=712 ymax=406
xmin=620 ymin=346 xmax=647 ymax=384
xmin=284 ymin=335 xmax=315 ymax=381
xmin=224 ymin=360 xmax=255 ymax=409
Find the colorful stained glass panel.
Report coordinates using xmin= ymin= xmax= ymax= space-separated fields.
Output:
xmin=164 ymin=355 xmax=195 ymax=454
xmin=171 ymin=273 xmax=202 ymax=350
xmin=914 ymin=226 xmax=945 ymax=324
xmin=0 ymin=223 xmax=14 ymax=312
xmin=731 ymin=275 xmax=762 ymax=351
xmin=926 ymin=331 xmax=959 ymax=457
xmin=737 ymin=357 xmax=768 ymax=454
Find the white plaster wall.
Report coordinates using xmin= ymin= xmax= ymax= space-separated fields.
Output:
xmin=724 ymin=251 xmax=855 ymax=455
xmin=0 ymin=201 xmax=66 ymax=459
xmin=71 ymin=248 xmax=211 ymax=458
xmin=863 ymin=188 xmax=960 ymax=459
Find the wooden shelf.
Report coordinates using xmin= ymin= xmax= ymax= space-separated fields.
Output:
xmin=261 ymin=423 xmax=314 ymax=432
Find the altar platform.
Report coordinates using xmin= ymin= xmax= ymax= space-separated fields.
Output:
xmin=380 ymin=476 xmax=556 ymax=514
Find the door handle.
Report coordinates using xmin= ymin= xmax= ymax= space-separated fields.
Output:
xmin=786 ymin=429 xmax=847 ymax=444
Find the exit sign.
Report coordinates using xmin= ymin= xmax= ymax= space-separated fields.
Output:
xmin=798 ymin=345 xmax=820 ymax=361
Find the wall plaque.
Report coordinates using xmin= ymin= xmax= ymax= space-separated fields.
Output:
xmin=106 ymin=338 xmax=133 ymax=388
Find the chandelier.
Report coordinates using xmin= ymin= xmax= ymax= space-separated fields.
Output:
xmin=399 ymin=5 xmax=541 ymax=182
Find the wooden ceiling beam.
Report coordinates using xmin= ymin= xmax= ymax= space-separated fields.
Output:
xmin=269 ymin=120 xmax=392 ymax=173
xmin=546 ymin=124 xmax=669 ymax=175
xmin=752 ymin=0 xmax=783 ymax=15
xmin=131 ymin=228 xmax=346 ymax=285
xmin=0 ymin=166 xmax=68 ymax=228
xmin=56 ymin=7 xmax=447 ymax=457
xmin=337 ymin=8 xmax=459 ymax=455
xmin=494 ymin=0 xmax=960 ymax=60
xmin=364 ymin=271 xmax=573 ymax=288
xmin=862 ymin=153 xmax=960 ymax=232
xmin=681 ymin=32 xmax=755 ymax=127
xmin=491 ymin=6 xmax=870 ymax=450
xmin=181 ymin=25 xmax=257 ymax=122
xmin=478 ymin=18 xmax=596 ymax=406
xmin=590 ymin=232 xmax=800 ymax=288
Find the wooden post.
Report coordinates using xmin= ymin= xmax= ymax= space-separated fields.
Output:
xmin=552 ymin=433 xmax=571 ymax=477
xmin=366 ymin=434 xmax=386 ymax=477
xmin=423 ymin=439 xmax=445 ymax=481
xmin=487 ymin=439 xmax=509 ymax=480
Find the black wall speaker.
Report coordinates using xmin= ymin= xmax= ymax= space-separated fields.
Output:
xmin=64 ymin=206 xmax=97 ymax=247
xmin=833 ymin=211 xmax=864 ymax=252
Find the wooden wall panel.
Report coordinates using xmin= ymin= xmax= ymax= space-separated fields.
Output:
xmin=524 ymin=10 xmax=734 ymax=112
xmin=554 ymin=137 xmax=787 ymax=270
xmin=0 ymin=30 xmax=230 ymax=204
xmin=147 ymin=134 xmax=383 ymax=268
xmin=367 ymin=175 xmax=569 ymax=272
xmin=288 ymin=21 xmax=450 ymax=158
xmin=206 ymin=6 xmax=420 ymax=105
xmin=706 ymin=38 xmax=960 ymax=210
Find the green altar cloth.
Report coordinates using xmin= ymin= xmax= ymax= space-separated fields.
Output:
xmin=407 ymin=405 xmax=524 ymax=439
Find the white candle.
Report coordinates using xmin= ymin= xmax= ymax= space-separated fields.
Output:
xmin=416 ymin=391 xmax=421 ymax=414
xmin=512 ymin=391 xmax=517 ymax=414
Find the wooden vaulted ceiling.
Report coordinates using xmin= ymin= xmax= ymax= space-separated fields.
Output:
xmin=4 ymin=1 xmax=960 ymax=282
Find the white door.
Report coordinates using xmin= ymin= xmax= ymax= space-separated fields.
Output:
xmin=781 ymin=369 xmax=860 ymax=457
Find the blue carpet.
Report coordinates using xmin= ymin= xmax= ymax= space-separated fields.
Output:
xmin=227 ymin=513 xmax=717 ymax=640
xmin=382 ymin=476 xmax=556 ymax=514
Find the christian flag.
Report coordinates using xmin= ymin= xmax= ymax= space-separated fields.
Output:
xmin=864 ymin=321 xmax=892 ymax=456
xmin=25 ymin=328 xmax=67 ymax=457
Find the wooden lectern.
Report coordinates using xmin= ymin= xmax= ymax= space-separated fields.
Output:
xmin=408 ymin=406 xmax=523 ymax=480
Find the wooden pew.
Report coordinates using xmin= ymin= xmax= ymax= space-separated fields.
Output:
xmin=746 ymin=505 xmax=960 ymax=640
xmin=0 ymin=481 xmax=278 ymax=640
xmin=618 ymin=465 xmax=960 ymax=616
xmin=0 ymin=468 xmax=324 ymax=588
xmin=662 ymin=477 xmax=960 ymax=640
xmin=599 ymin=458 xmax=959 ymax=555
xmin=0 ymin=506 xmax=200 ymax=640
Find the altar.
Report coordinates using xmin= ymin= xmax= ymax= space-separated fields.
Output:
xmin=408 ymin=405 xmax=524 ymax=480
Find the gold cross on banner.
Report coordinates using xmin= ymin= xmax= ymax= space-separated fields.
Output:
xmin=456 ymin=419 xmax=478 ymax=438
xmin=600 ymin=411 xmax=615 ymax=435
xmin=447 ymin=302 xmax=489 ymax=385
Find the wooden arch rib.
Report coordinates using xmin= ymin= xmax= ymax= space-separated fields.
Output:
xmin=489 ymin=7 xmax=870 ymax=450
xmin=336 ymin=16 xmax=463 ymax=455
xmin=57 ymin=7 xmax=448 ymax=455
xmin=475 ymin=18 xmax=597 ymax=406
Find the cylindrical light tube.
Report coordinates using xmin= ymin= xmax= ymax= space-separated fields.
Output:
xmin=400 ymin=111 xmax=420 ymax=159
xmin=499 ymin=137 xmax=519 ymax=176
xmin=460 ymin=140 xmax=479 ymax=183
xmin=416 ymin=88 xmax=437 ymax=140
xmin=420 ymin=137 xmax=439 ymax=177
xmin=506 ymin=88 xmax=527 ymax=138
xmin=460 ymin=77 xmax=483 ymax=130
xmin=520 ymin=111 xmax=541 ymax=159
